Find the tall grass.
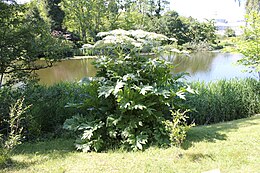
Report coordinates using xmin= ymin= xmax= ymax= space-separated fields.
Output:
xmin=187 ymin=78 xmax=260 ymax=125
xmin=1 ymin=79 xmax=259 ymax=139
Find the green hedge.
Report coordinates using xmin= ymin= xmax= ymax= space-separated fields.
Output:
xmin=186 ymin=78 xmax=260 ymax=125
xmin=1 ymin=78 xmax=259 ymax=139
xmin=0 ymin=83 xmax=91 ymax=139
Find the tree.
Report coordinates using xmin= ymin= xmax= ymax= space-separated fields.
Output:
xmin=62 ymin=0 xmax=114 ymax=42
xmin=235 ymin=11 xmax=260 ymax=79
xmin=147 ymin=11 xmax=217 ymax=46
xmin=105 ymin=0 xmax=122 ymax=30
xmin=161 ymin=11 xmax=190 ymax=45
xmin=133 ymin=0 xmax=169 ymax=18
xmin=225 ymin=27 xmax=236 ymax=37
xmin=153 ymin=0 xmax=170 ymax=17
xmin=0 ymin=0 xmax=71 ymax=88
xmin=236 ymin=0 xmax=260 ymax=13
xmin=61 ymin=0 xmax=170 ymax=42
xmin=42 ymin=0 xmax=65 ymax=31
xmin=245 ymin=0 xmax=260 ymax=13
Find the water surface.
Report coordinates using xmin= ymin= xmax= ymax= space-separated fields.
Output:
xmin=36 ymin=52 xmax=257 ymax=85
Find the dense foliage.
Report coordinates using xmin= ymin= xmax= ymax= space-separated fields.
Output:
xmin=64 ymin=36 xmax=193 ymax=151
xmin=187 ymin=78 xmax=260 ymax=125
xmin=0 ymin=79 xmax=259 ymax=142
xmin=60 ymin=0 xmax=170 ymax=42
xmin=28 ymin=0 xmax=216 ymax=47
xmin=0 ymin=98 xmax=28 ymax=168
xmin=12 ymin=0 xmax=218 ymax=51
xmin=0 ymin=0 xmax=72 ymax=88
xmin=234 ymin=11 xmax=260 ymax=79
xmin=0 ymin=83 xmax=91 ymax=140
xmin=35 ymin=0 xmax=65 ymax=31
xmin=147 ymin=11 xmax=217 ymax=46
xmin=225 ymin=27 xmax=236 ymax=37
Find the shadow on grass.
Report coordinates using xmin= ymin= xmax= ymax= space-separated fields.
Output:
xmin=1 ymin=159 xmax=38 ymax=172
xmin=3 ymin=138 xmax=75 ymax=172
xmin=182 ymin=115 xmax=260 ymax=150
xmin=13 ymin=138 xmax=75 ymax=155
xmin=186 ymin=153 xmax=215 ymax=162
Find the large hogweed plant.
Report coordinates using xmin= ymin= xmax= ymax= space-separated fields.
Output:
xmin=64 ymin=30 xmax=194 ymax=152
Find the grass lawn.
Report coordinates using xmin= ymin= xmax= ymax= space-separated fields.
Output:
xmin=1 ymin=115 xmax=260 ymax=173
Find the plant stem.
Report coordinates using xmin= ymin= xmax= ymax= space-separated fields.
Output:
xmin=0 ymin=73 xmax=4 ymax=88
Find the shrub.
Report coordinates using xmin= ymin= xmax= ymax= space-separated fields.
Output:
xmin=187 ymin=78 xmax=260 ymax=125
xmin=0 ymin=83 xmax=93 ymax=139
xmin=164 ymin=110 xmax=194 ymax=146
xmin=1 ymin=77 xmax=258 ymax=142
xmin=22 ymin=82 xmax=92 ymax=139
xmin=64 ymin=30 xmax=194 ymax=152
xmin=224 ymin=27 xmax=236 ymax=37
xmin=0 ymin=98 xmax=28 ymax=168
xmin=64 ymin=47 xmax=193 ymax=152
xmin=0 ymin=87 xmax=21 ymax=137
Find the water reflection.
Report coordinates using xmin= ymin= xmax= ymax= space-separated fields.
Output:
xmin=36 ymin=52 xmax=257 ymax=85
xmin=163 ymin=52 xmax=257 ymax=82
xmin=163 ymin=52 xmax=217 ymax=74
xmin=37 ymin=58 xmax=96 ymax=85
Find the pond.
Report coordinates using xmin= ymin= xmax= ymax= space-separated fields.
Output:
xmin=36 ymin=52 xmax=258 ymax=85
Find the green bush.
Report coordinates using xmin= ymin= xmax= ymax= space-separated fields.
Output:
xmin=64 ymin=51 xmax=193 ymax=152
xmin=1 ymin=78 xmax=259 ymax=142
xmin=0 ymin=83 xmax=92 ymax=139
xmin=0 ymin=98 xmax=27 ymax=168
xmin=187 ymin=78 xmax=260 ymax=125
xmin=63 ymin=30 xmax=194 ymax=152
xmin=224 ymin=27 xmax=236 ymax=37
xmin=22 ymin=83 xmax=92 ymax=139
xmin=0 ymin=88 xmax=21 ymax=137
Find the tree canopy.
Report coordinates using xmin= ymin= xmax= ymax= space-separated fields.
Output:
xmin=236 ymin=0 xmax=260 ymax=13
xmin=0 ymin=0 xmax=71 ymax=87
xmin=235 ymin=11 xmax=260 ymax=78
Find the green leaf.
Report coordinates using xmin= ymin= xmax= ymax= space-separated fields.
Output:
xmin=140 ymin=85 xmax=153 ymax=95
xmin=133 ymin=104 xmax=147 ymax=110
xmin=113 ymin=80 xmax=125 ymax=95
xmin=136 ymin=141 xmax=143 ymax=150
xmin=135 ymin=134 xmax=148 ymax=150
xmin=93 ymin=138 xmax=104 ymax=152
xmin=122 ymin=74 xmax=137 ymax=81
xmin=186 ymin=85 xmax=196 ymax=94
xmin=176 ymin=91 xmax=186 ymax=100
xmin=98 ymin=86 xmax=114 ymax=98
xmin=121 ymin=128 xmax=130 ymax=138
xmin=75 ymin=143 xmax=91 ymax=152
xmin=106 ymin=115 xmax=121 ymax=126
xmin=78 ymin=123 xmax=92 ymax=130
xmin=108 ymin=130 xmax=117 ymax=138
xmin=82 ymin=129 xmax=93 ymax=140
xmin=120 ymin=101 xmax=132 ymax=109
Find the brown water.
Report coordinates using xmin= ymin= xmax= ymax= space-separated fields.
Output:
xmin=37 ymin=58 xmax=96 ymax=85
xmin=36 ymin=52 xmax=257 ymax=85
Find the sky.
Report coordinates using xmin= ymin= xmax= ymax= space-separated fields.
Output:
xmin=170 ymin=0 xmax=246 ymax=21
xmin=17 ymin=0 xmax=246 ymax=22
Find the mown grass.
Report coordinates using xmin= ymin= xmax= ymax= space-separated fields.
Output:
xmin=2 ymin=115 xmax=260 ymax=173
